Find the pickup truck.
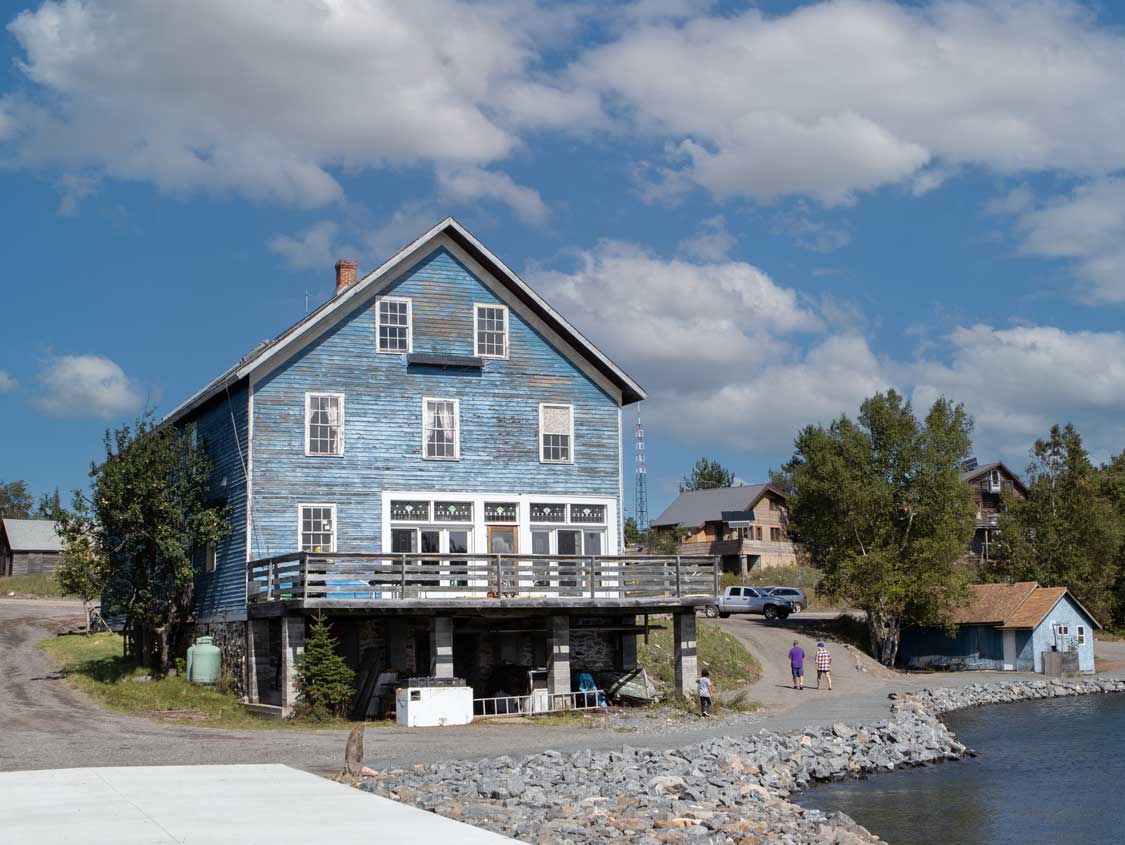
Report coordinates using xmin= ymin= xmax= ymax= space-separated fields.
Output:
xmin=703 ymin=586 xmax=795 ymax=621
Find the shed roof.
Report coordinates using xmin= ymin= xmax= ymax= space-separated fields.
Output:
xmin=949 ymin=581 xmax=1100 ymax=630
xmin=1 ymin=518 xmax=62 ymax=552
xmin=164 ymin=217 xmax=646 ymax=425
xmin=650 ymin=484 xmax=785 ymax=529
xmin=950 ymin=582 xmax=1038 ymax=625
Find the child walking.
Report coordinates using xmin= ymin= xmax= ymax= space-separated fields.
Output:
xmin=698 ymin=669 xmax=713 ymax=717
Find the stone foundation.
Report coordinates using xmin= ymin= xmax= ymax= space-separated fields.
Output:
xmin=190 ymin=619 xmax=248 ymax=698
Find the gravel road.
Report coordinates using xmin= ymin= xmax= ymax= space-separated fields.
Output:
xmin=5 ymin=599 xmax=1122 ymax=775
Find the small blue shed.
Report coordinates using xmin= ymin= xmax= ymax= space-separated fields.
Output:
xmin=899 ymin=581 xmax=1100 ymax=673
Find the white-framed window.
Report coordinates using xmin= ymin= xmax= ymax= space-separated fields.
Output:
xmin=1076 ymin=625 xmax=1086 ymax=645
xmin=377 ymin=296 xmax=412 ymax=353
xmin=474 ymin=303 xmax=508 ymax=359
xmin=204 ymin=541 xmax=216 ymax=574
xmin=305 ymin=393 xmax=344 ymax=456
xmin=298 ymin=504 xmax=336 ymax=552
xmin=423 ymin=397 xmax=460 ymax=460
xmin=539 ymin=403 xmax=573 ymax=463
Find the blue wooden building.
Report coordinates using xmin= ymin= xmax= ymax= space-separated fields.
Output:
xmin=165 ymin=218 xmax=714 ymax=714
xmin=899 ymin=581 xmax=1099 ymax=674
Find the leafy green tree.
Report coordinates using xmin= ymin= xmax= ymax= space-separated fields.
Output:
xmin=645 ymin=527 xmax=684 ymax=555
xmin=783 ymin=390 xmax=977 ymax=666
xmin=81 ymin=412 xmax=229 ymax=672
xmin=987 ymin=424 xmax=1123 ymax=623
xmin=624 ymin=517 xmax=642 ymax=546
xmin=296 ymin=613 xmax=356 ymax=720
xmin=55 ymin=501 xmax=110 ymax=636
xmin=34 ymin=488 xmax=65 ymax=521
xmin=0 ymin=480 xmax=33 ymax=518
xmin=681 ymin=458 xmax=735 ymax=492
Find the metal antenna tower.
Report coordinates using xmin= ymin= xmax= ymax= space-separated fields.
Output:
xmin=634 ymin=408 xmax=649 ymax=532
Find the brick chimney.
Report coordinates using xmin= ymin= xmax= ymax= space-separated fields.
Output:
xmin=335 ymin=259 xmax=358 ymax=295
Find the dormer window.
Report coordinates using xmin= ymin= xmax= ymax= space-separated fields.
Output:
xmin=474 ymin=303 xmax=508 ymax=359
xmin=377 ymin=296 xmax=412 ymax=353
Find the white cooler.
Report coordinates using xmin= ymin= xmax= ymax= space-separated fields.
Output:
xmin=396 ymin=684 xmax=474 ymax=727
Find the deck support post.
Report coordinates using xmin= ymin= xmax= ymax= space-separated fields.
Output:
xmin=620 ymin=614 xmax=638 ymax=671
xmin=739 ymin=554 xmax=748 ymax=577
xmin=246 ymin=619 xmax=270 ymax=704
xmin=280 ymin=614 xmax=306 ymax=711
xmin=547 ymin=614 xmax=571 ymax=696
xmin=673 ymin=610 xmax=698 ymax=700
xmin=430 ymin=617 xmax=454 ymax=678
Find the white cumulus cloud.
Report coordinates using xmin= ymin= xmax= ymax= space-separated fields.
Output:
xmin=0 ymin=370 xmax=17 ymax=392
xmin=567 ymin=0 xmax=1125 ymax=204
xmin=3 ymin=0 xmax=565 ymax=213
xmin=34 ymin=354 xmax=144 ymax=419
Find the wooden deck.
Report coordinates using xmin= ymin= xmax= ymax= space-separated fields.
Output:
xmin=246 ymin=552 xmax=719 ymax=616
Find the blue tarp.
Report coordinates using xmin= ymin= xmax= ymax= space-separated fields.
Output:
xmin=577 ymin=672 xmax=608 ymax=708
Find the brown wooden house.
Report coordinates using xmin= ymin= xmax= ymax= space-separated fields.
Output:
xmin=1 ymin=518 xmax=63 ymax=577
xmin=959 ymin=460 xmax=1027 ymax=562
xmin=649 ymin=484 xmax=797 ymax=575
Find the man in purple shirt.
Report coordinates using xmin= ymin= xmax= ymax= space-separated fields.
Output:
xmin=788 ymin=640 xmax=805 ymax=690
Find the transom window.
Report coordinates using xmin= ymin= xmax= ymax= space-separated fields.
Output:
xmin=306 ymin=393 xmax=344 ymax=456
xmin=423 ymin=398 xmax=460 ymax=460
xmin=530 ymin=502 xmax=567 ymax=523
xmin=299 ymin=504 xmax=336 ymax=552
xmin=390 ymin=500 xmax=430 ymax=521
xmin=377 ymin=297 xmax=412 ymax=353
xmin=540 ymin=403 xmax=573 ymax=463
xmin=570 ymin=504 xmax=605 ymax=524
xmin=474 ymin=304 xmax=508 ymax=359
xmin=484 ymin=502 xmax=519 ymax=523
xmin=433 ymin=501 xmax=472 ymax=522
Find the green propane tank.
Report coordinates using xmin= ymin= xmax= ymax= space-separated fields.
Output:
xmin=186 ymin=636 xmax=221 ymax=685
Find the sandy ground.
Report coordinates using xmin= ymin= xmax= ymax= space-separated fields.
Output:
xmin=4 ymin=598 xmax=1123 ymax=775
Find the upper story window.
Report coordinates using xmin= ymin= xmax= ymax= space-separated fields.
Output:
xmin=423 ymin=398 xmax=460 ymax=460
xmin=770 ymin=526 xmax=782 ymax=542
xmin=769 ymin=498 xmax=781 ymax=511
xmin=299 ymin=504 xmax=336 ymax=552
xmin=474 ymin=303 xmax=508 ymax=359
xmin=306 ymin=393 xmax=344 ymax=456
xmin=540 ymin=403 xmax=573 ymax=463
xmin=377 ymin=296 xmax=412 ymax=353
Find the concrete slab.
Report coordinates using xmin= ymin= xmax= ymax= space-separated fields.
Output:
xmin=0 ymin=764 xmax=515 ymax=844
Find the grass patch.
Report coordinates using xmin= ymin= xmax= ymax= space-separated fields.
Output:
xmin=721 ymin=565 xmax=848 ymax=611
xmin=0 ymin=572 xmax=66 ymax=598
xmin=638 ymin=616 xmax=760 ymax=712
xmin=39 ymin=632 xmax=348 ymax=730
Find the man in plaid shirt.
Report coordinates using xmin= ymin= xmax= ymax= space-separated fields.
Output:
xmin=815 ymin=642 xmax=832 ymax=690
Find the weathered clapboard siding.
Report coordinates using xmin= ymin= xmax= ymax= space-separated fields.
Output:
xmin=190 ymin=381 xmax=250 ymax=619
xmin=249 ymin=246 xmax=621 ymax=557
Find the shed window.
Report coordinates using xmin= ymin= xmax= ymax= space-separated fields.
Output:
xmin=540 ymin=403 xmax=573 ymax=463
xmin=1076 ymin=625 xmax=1086 ymax=645
xmin=474 ymin=304 xmax=508 ymax=359
xmin=377 ymin=297 xmax=412 ymax=352
xmin=306 ymin=393 xmax=343 ymax=456
xmin=423 ymin=398 xmax=460 ymax=460
xmin=300 ymin=505 xmax=335 ymax=552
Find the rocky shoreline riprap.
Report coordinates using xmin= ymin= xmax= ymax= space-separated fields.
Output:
xmin=361 ymin=677 xmax=1125 ymax=845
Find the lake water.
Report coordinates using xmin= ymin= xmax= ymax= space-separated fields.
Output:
xmin=795 ymin=693 xmax=1125 ymax=844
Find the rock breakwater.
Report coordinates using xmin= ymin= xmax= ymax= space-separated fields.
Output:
xmin=362 ymin=677 xmax=1125 ymax=845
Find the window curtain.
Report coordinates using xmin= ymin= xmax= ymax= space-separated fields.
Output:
xmin=437 ymin=402 xmax=454 ymax=438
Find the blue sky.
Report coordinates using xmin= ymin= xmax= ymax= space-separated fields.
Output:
xmin=3 ymin=0 xmax=1125 ymax=519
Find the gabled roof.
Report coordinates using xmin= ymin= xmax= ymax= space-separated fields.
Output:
xmin=650 ymin=484 xmax=785 ymax=529
xmin=165 ymin=217 xmax=646 ymax=424
xmin=949 ymin=581 xmax=1101 ymax=630
xmin=1 ymin=518 xmax=62 ymax=552
xmin=960 ymin=461 xmax=1028 ymax=494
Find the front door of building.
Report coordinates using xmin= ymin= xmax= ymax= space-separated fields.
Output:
xmin=488 ymin=526 xmax=517 ymax=554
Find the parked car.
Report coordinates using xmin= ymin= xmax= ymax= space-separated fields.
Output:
xmin=703 ymin=586 xmax=795 ymax=621
xmin=761 ymin=586 xmax=809 ymax=613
